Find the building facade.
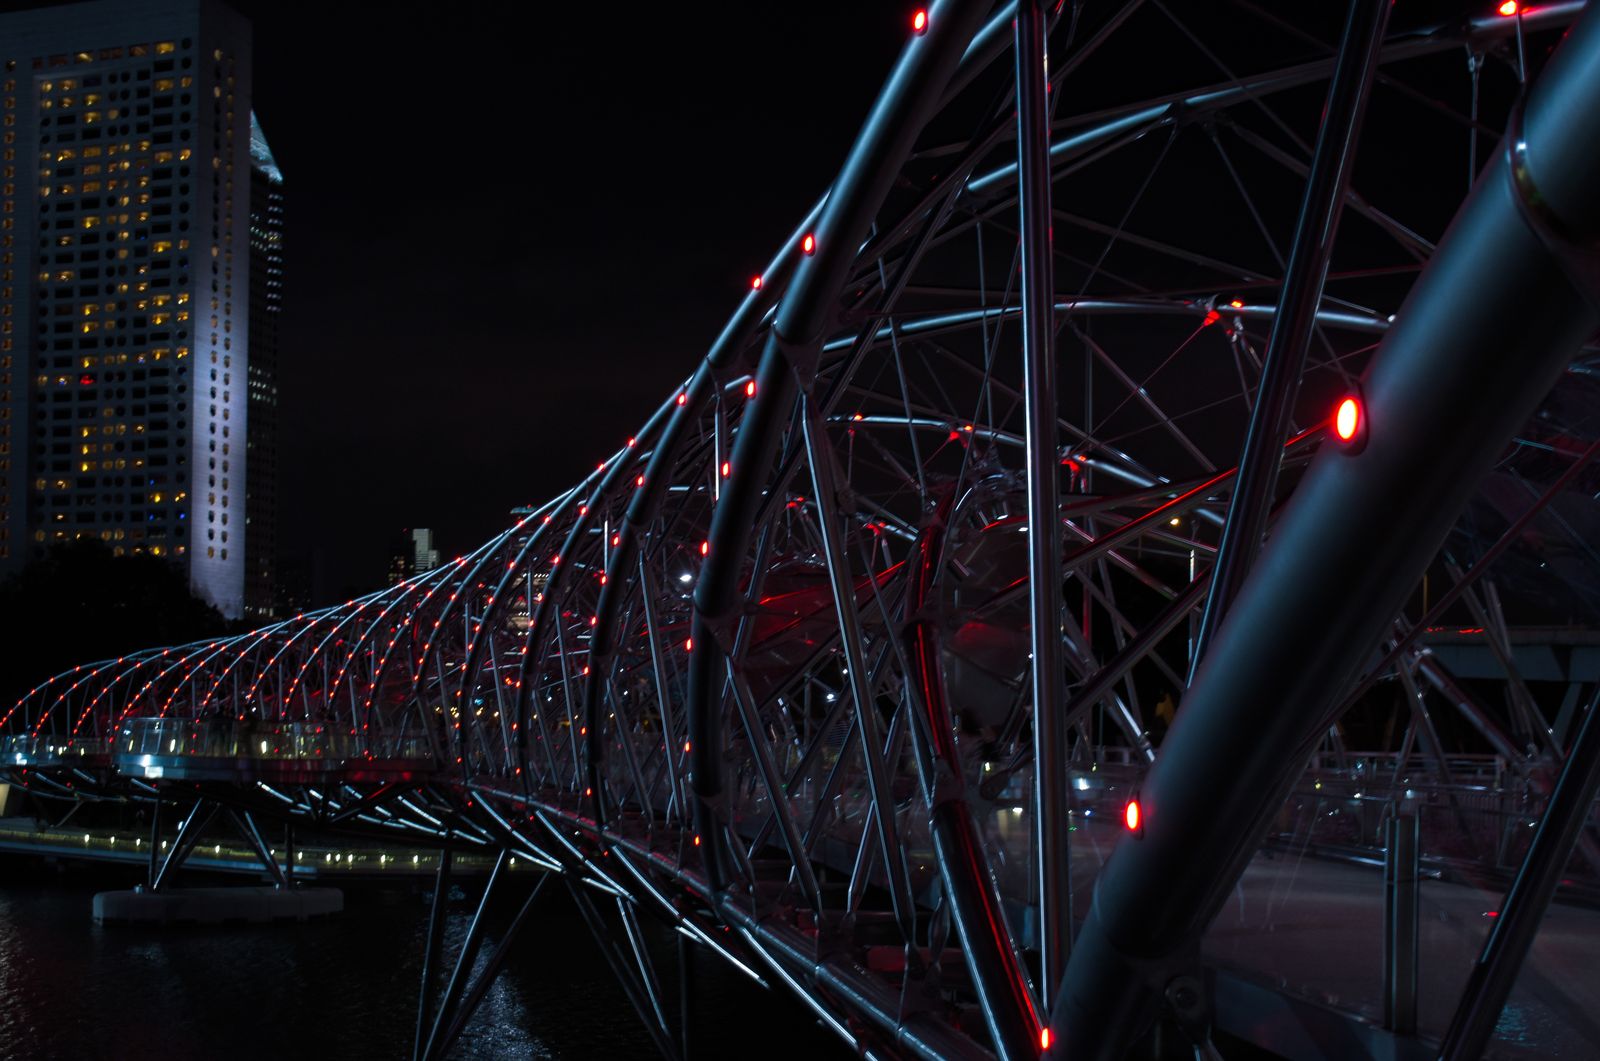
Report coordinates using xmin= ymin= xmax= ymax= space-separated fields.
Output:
xmin=387 ymin=527 xmax=440 ymax=586
xmin=243 ymin=111 xmax=281 ymax=620
xmin=0 ymin=0 xmax=273 ymax=618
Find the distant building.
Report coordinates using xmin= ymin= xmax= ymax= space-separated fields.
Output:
xmin=242 ymin=112 xmax=282 ymax=620
xmin=507 ymin=505 xmax=546 ymax=629
xmin=388 ymin=527 xmax=440 ymax=585
xmin=0 ymin=0 xmax=274 ymax=619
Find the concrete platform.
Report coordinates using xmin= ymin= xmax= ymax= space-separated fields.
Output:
xmin=92 ymin=885 xmax=343 ymax=925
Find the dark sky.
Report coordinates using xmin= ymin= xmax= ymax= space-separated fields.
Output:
xmin=229 ymin=2 xmax=912 ymax=602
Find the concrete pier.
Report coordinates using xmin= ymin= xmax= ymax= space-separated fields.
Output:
xmin=93 ymin=886 xmax=343 ymax=925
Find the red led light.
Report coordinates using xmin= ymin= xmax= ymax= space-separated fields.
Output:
xmin=685 ymin=638 xmax=693 ymax=652
xmin=1498 ymin=0 xmax=1518 ymax=15
xmin=1202 ymin=309 xmax=1221 ymax=327
xmin=677 ymin=392 xmax=688 ymax=406
xmin=802 ymin=233 xmax=816 ymax=255
xmin=1124 ymin=799 xmax=1141 ymax=832
xmin=1229 ymin=299 xmax=1244 ymax=309
xmin=1041 ymin=1027 xmax=1052 ymax=1051
xmin=721 ymin=461 xmax=731 ymax=477
xmin=1334 ymin=396 xmax=1361 ymax=442
xmin=700 ymin=540 xmax=709 ymax=556
xmin=745 ymin=380 xmax=757 ymax=398
xmin=912 ymin=9 xmax=928 ymax=34
xmin=751 ymin=274 xmax=763 ymax=290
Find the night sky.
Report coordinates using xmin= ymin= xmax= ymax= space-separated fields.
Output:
xmin=230 ymin=2 xmax=912 ymax=602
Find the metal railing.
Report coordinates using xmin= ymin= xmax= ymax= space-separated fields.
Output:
xmin=115 ymin=718 xmax=435 ymax=765
xmin=1 ymin=733 xmax=108 ymax=765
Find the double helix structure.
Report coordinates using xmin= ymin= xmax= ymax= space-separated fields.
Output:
xmin=7 ymin=3 xmax=1600 ymax=1058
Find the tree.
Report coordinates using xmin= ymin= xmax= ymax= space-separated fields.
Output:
xmin=0 ymin=540 xmax=231 ymax=709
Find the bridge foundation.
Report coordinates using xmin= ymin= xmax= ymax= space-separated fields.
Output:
xmin=92 ymin=884 xmax=342 ymax=926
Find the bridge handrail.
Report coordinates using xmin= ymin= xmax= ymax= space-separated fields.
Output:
xmin=114 ymin=718 xmax=435 ymax=763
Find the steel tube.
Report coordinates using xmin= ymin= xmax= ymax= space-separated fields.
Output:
xmin=413 ymin=845 xmax=453 ymax=1061
xmin=1051 ymin=4 xmax=1600 ymax=1054
xmin=1190 ymin=0 xmax=1392 ymax=677
xmin=907 ymin=497 xmax=1043 ymax=1059
xmin=1015 ymin=0 xmax=1071 ymax=1008
xmin=1438 ymin=688 xmax=1600 ymax=1060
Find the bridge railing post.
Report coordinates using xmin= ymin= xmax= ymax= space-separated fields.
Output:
xmin=1382 ymin=811 xmax=1418 ymax=1034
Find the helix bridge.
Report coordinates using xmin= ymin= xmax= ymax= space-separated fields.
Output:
xmin=6 ymin=2 xmax=1600 ymax=1058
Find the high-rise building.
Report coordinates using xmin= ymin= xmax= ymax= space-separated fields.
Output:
xmin=387 ymin=527 xmax=441 ymax=586
xmin=243 ymin=112 xmax=282 ymax=620
xmin=0 ymin=0 xmax=273 ymax=619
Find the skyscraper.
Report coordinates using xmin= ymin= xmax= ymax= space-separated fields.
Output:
xmin=243 ymin=111 xmax=282 ymax=620
xmin=0 ymin=0 xmax=274 ymax=619
xmin=387 ymin=527 xmax=441 ymax=586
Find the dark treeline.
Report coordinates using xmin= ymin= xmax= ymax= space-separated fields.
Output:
xmin=0 ymin=539 xmax=233 ymax=710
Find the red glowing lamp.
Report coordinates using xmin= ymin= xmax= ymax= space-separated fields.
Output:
xmin=802 ymin=233 xmax=816 ymax=255
xmin=1124 ymin=799 xmax=1142 ymax=832
xmin=1498 ymin=1 xmax=1518 ymax=16
xmin=1334 ymin=396 xmax=1362 ymax=442
xmin=912 ymin=9 xmax=928 ymax=34
xmin=751 ymin=274 xmax=763 ymax=290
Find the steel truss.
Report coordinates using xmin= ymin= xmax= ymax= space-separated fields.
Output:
xmin=7 ymin=2 xmax=1600 ymax=1057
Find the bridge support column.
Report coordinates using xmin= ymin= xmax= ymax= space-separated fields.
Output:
xmin=413 ymin=846 xmax=453 ymax=1061
xmin=151 ymin=797 xmax=219 ymax=892
xmin=146 ymin=795 xmax=162 ymax=890
xmin=1050 ymin=4 xmax=1600 ymax=1056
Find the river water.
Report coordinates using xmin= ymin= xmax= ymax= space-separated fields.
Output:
xmin=0 ymin=859 xmax=849 ymax=1060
